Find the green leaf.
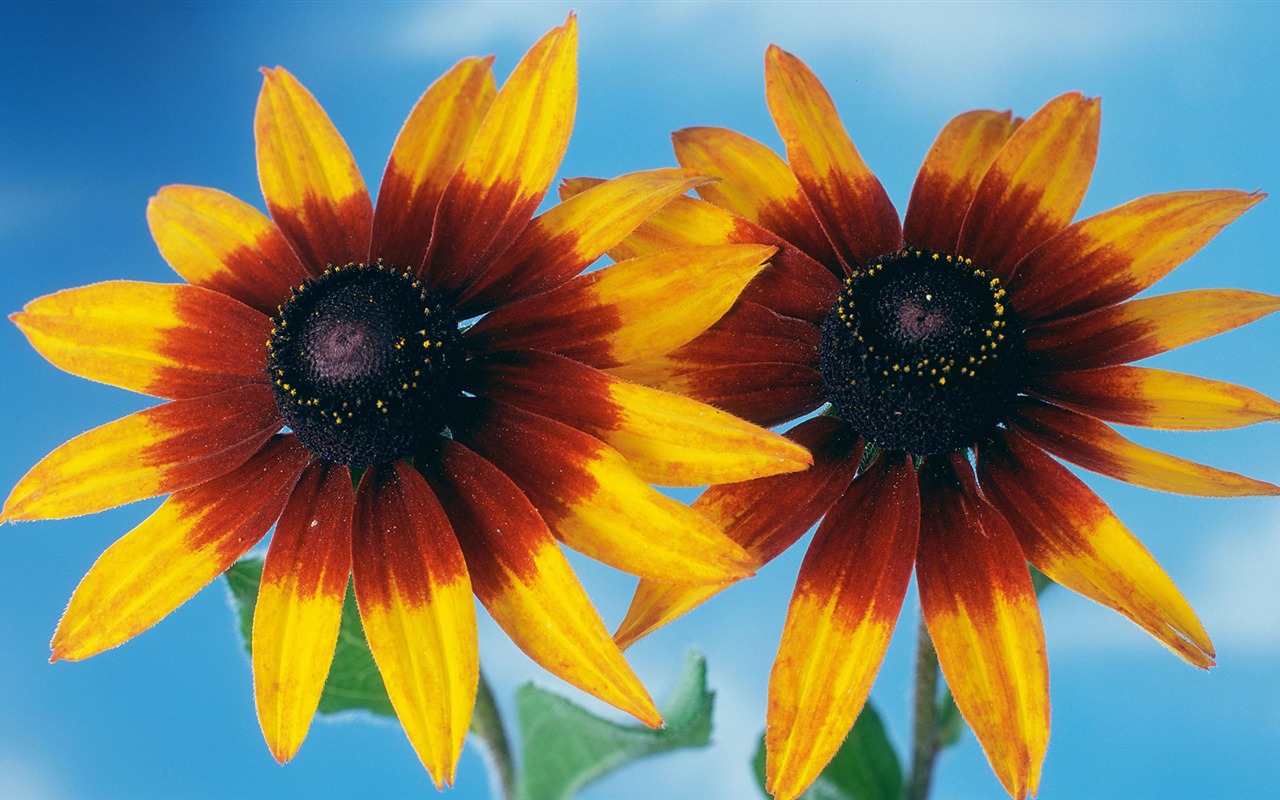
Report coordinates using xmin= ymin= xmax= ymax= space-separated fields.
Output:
xmin=751 ymin=701 xmax=903 ymax=800
xmin=936 ymin=689 xmax=964 ymax=748
xmin=515 ymin=650 xmax=714 ymax=800
xmin=223 ymin=558 xmax=394 ymax=718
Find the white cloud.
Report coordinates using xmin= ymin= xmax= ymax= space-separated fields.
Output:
xmin=1188 ymin=508 xmax=1280 ymax=655
xmin=0 ymin=755 xmax=64 ymax=800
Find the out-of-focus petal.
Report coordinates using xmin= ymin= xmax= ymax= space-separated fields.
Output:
xmin=426 ymin=439 xmax=660 ymax=727
xmin=1009 ymin=190 xmax=1263 ymax=321
xmin=1032 ymin=365 xmax=1280 ymax=430
xmin=466 ymin=244 xmax=774 ymax=369
xmin=12 ymin=281 xmax=269 ymax=399
xmin=1026 ymin=289 xmax=1280 ymax=369
xmin=469 ymin=349 xmax=810 ymax=487
xmin=764 ymin=46 xmax=902 ymax=268
xmin=765 ymin=455 xmax=919 ymax=800
xmin=977 ymin=430 xmax=1214 ymax=667
xmin=959 ymin=92 xmax=1100 ymax=281
xmin=615 ymin=416 xmax=862 ymax=648
xmin=672 ymin=126 xmax=841 ymax=270
xmin=452 ymin=398 xmax=753 ymax=584
xmin=371 ymin=56 xmax=497 ymax=271
xmin=916 ymin=454 xmax=1049 ymax=799
xmin=256 ymin=67 xmax=373 ymax=271
xmin=50 ymin=435 xmax=308 ymax=661
xmin=459 ymin=168 xmax=709 ymax=315
xmin=253 ymin=460 xmax=354 ymax=763
xmin=2 ymin=384 xmax=281 ymax=522
xmin=904 ymin=110 xmax=1020 ymax=253
xmin=352 ymin=464 xmax=477 ymax=788
xmin=1010 ymin=398 xmax=1280 ymax=497
xmin=148 ymin=185 xmax=313 ymax=315
xmin=424 ymin=16 xmax=577 ymax=296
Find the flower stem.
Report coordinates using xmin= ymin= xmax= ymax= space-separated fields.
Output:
xmin=905 ymin=615 xmax=941 ymax=800
xmin=471 ymin=669 xmax=517 ymax=800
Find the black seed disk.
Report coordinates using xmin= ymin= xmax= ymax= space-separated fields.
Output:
xmin=266 ymin=262 xmax=464 ymax=466
xmin=818 ymin=248 xmax=1027 ymax=454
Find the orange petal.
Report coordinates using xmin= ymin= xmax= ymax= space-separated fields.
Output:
xmin=959 ymin=92 xmax=1100 ymax=281
xmin=459 ymin=168 xmax=710 ymax=315
xmin=352 ymin=463 xmax=478 ymax=787
xmin=469 ymin=349 xmax=811 ymax=487
xmin=904 ymin=110 xmax=1021 ymax=253
xmin=253 ymin=460 xmax=354 ymax=763
xmin=11 ymin=281 xmax=270 ymax=400
xmin=1009 ymin=190 xmax=1263 ymax=321
xmin=764 ymin=46 xmax=902 ymax=269
xmin=256 ymin=67 xmax=373 ymax=271
xmin=3 ymin=384 xmax=281 ymax=522
xmin=148 ymin=185 xmax=313 ymax=315
xmin=615 ymin=416 xmax=862 ymax=648
xmin=50 ymin=435 xmax=308 ymax=661
xmin=765 ymin=454 xmax=919 ymax=800
xmin=1010 ymin=398 xmax=1280 ymax=497
xmin=673 ymin=126 xmax=841 ymax=270
xmin=466 ymin=243 xmax=774 ymax=369
xmin=371 ymin=57 xmax=497 ymax=271
xmin=426 ymin=439 xmax=660 ymax=727
xmin=1026 ymin=288 xmax=1280 ymax=369
xmin=977 ymin=429 xmax=1214 ymax=667
xmin=1032 ymin=365 xmax=1280 ymax=430
xmin=425 ymin=17 xmax=577 ymax=296
xmin=916 ymin=454 xmax=1049 ymax=799
xmin=453 ymin=398 xmax=754 ymax=584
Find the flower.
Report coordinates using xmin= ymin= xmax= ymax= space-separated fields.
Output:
xmin=2 ymin=19 xmax=813 ymax=785
xmin=568 ymin=47 xmax=1279 ymax=799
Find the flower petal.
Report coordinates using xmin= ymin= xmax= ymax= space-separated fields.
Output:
xmin=466 ymin=244 xmax=774 ymax=369
xmin=1009 ymin=190 xmax=1265 ymax=321
xmin=1011 ymin=398 xmax=1280 ymax=497
xmin=253 ymin=460 xmax=354 ymax=763
xmin=352 ymin=463 xmax=478 ymax=787
xmin=458 ymin=168 xmax=710 ymax=315
xmin=11 ymin=281 xmax=270 ymax=400
xmin=452 ymin=398 xmax=753 ymax=584
xmin=977 ymin=430 xmax=1214 ymax=667
xmin=959 ymin=92 xmax=1100 ymax=281
xmin=904 ymin=110 xmax=1020 ymax=253
xmin=3 ymin=384 xmax=281 ymax=522
xmin=1032 ymin=365 xmax=1280 ymax=430
xmin=148 ymin=185 xmax=313 ymax=315
xmin=371 ymin=57 xmax=497 ymax=272
xmin=764 ymin=46 xmax=902 ymax=269
xmin=426 ymin=439 xmax=660 ymax=727
xmin=672 ymin=126 xmax=841 ymax=271
xmin=50 ymin=435 xmax=308 ymax=661
xmin=1026 ymin=289 xmax=1280 ymax=369
xmin=560 ymin=179 xmax=841 ymax=324
xmin=615 ymin=416 xmax=862 ymax=648
xmin=256 ymin=67 xmax=373 ymax=270
xmin=633 ymin=362 xmax=827 ymax=429
xmin=468 ymin=349 xmax=811 ymax=486
xmin=765 ymin=454 xmax=919 ymax=800
xmin=916 ymin=454 xmax=1049 ymax=799
xmin=424 ymin=16 xmax=577 ymax=296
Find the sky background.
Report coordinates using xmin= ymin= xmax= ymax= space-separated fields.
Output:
xmin=2 ymin=2 xmax=1279 ymax=799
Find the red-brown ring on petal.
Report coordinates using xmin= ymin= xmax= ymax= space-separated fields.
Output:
xmin=141 ymin=383 xmax=283 ymax=481
xmin=657 ymin=363 xmax=828 ymax=429
xmin=151 ymin=289 xmax=272 ymax=397
xmin=423 ymin=177 xmax=529 ymax=298
xmin=274 ymin=193 xmax=374 ymax=277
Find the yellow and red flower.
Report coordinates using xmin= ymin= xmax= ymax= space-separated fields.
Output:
xmin=571 ymin=47 xmax=1280 ymax=799
xmin=1 ymin=19 xmax=813 ymax=785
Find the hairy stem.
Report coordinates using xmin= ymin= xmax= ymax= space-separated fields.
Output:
xmin=471 ymin=669 xmax=516 ymax=800
xmin=905 ymin=616 xmax=941 ymax=800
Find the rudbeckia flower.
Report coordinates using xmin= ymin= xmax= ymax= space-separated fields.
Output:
xmin=567 ymin=46 xmax=1279 ymax=799
xmin=1 ymin=19 xmax=813 ymax=785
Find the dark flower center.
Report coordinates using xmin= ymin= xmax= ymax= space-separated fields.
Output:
xmin=818 ymin=248 xmax=1027 ymax=454
xmin=267 ymin=262 xmax=464 ymax=466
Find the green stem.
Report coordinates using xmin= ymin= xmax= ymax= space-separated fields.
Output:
xmin=905 ymin=615 xmax=941 ymax=800
xmin=471 ymin=669 xmax=517 ymax=800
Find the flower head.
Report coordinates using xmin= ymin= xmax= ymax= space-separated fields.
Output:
xmin=2 ymin=19 xmax=812 ymax=784
xmin=576 ymin=46 xmax=1279 ymax=798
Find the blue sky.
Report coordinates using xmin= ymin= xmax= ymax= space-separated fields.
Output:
xmin=2 ymin=2 xmax=1278 ymax=798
